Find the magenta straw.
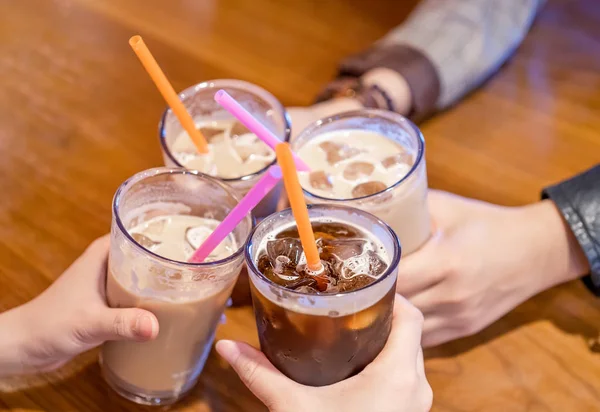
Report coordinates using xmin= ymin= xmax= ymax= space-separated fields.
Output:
xmin=214 ymin=90 xmax=311 ymax=172
xmin=188 ymin=165 xmax=283 ymax=263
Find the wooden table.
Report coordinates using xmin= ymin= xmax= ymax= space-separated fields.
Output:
xmin=1 ymin=0 xmax=600 ymax=410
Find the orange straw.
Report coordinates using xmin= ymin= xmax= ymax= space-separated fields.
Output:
xmin=275 ymin=143 xmax=323 ymax=273
xmin=129 ymin=35 xmax=208 ymax=154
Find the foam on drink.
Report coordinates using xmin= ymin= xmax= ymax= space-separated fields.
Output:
xmin=171 ymin=119 xmax=275 ymax=179
xmin=257 ymin=220 xmax=389 ymax=292
xmin=254 ymin=218 xmax=394 ymax=316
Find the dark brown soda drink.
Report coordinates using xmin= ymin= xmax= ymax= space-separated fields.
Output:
xmin=245 ymin=205 xmax=400 ymax=386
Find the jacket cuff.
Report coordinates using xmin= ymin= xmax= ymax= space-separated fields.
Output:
xmin=541 ymin=165 xmax=600 ymax=296
xmin=326 ymin=44 xmax=441 ymax=123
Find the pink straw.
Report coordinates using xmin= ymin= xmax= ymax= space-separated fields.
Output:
xmin=214 ymin=90 xmax=311 ymax=172
xmin=188 ymin=165 xmax=283 ymax=263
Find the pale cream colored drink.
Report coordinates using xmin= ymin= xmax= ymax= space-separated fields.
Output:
xmin=171 ymin=119 xmax=275 ymax=179
xmin=102 ymin=215 xmax=236 ymax=395
xmin=292 ymin=110 xmax=430 ymax=255
xmin=160 ymin=79 xmax=290 ymax=218
xmin=100 ymin=168 xmax=252 ymax=406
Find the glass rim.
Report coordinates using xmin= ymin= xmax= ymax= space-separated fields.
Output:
xmin=158 ymin=79 xmax=292 ymax=183
xmin=113 ymin=167 xmax=254 ymax=268
xmin=244 ymin=204 xmax=401 ymax=298
xmin=293 ymin=109 xmax=425 ymax=202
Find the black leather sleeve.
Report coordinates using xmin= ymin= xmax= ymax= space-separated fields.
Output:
xmin=541 ymin=165 xmax=600 ymax=296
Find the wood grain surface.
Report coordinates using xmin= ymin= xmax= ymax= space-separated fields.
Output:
xmin=1 ymin=0 xmax=600 ymax=411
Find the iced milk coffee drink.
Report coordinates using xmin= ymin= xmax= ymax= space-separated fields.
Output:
xmin=159 ymin=79 xmax=290 ymax=218
xmin=293 ymin=110 xmax=430 ymax=254
xmin=246 ymin=205 xmax=400 ymax=386
xmin=100 ymin=168 xmax=252 ymax=406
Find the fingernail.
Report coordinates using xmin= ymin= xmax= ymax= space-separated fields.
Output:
xmin=216 ymin=340 xmax=240 ymax=363
xmin=135 ymin=315 xmax=156 ymax=339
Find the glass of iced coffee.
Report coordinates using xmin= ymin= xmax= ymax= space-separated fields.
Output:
xmin=100 ymin=167 xmax=253 ymax=405
xmin=245 ymin=204 xmax=400 ymax=386
xmin=292 ymin=109 xmax=430 ymax=255
xmin=159 ymin=79 xmax=290 ymax=218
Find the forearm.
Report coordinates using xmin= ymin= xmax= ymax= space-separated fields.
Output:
xmin=0 ymin=305 xmax=30 ymax=377
xmin=542 ymin=165 xmax=600 ymax=295
xmin=527 ymin=201 xmax=590 ymax=292
xmin=321 ymin=0 xmax=544 ymax=121
xmin=379 ymin=0 xmax=544 ymax=109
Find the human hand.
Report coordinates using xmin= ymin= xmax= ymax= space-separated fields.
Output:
xmin=398 ymin=190 xmax=590 ymax=347
xmin=216 ymin=295 xmax=432 ymax=412
xmin=288 ymin=97 xmax=363 ymax=139
xmin=0 ymin=235 xmax=159 ymax=376
xmin=289 ymin=69 xmax=413 ymax=140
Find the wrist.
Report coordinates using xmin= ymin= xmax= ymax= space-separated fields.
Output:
xmin=361 ymin=68 xmax=412 ymax=116
xmin=312 ymin=97 xmax=363 ymax=118
xmin=314 ymin=75 xmax=410 ymax=116
xmin=0 ymin=304 xmax=33 ymax=376
xmin=522 ymin=200 xmax=590 ymax=291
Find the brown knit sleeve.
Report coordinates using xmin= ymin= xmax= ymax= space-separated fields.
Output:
xmin=316 ymin=44 xmax=441 ymax=122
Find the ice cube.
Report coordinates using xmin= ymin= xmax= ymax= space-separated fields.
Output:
xmin=315 ymin=222 xmax=360 ymax=238
xmin=257 ymin=254 xmax=300 ymax=286
xmin=286 ymin=310 xmax=308 ymax=335
xmin=339 ymin=255 xmax=369 ymax=278
xmin=182 ymin=240 xmax=196 ymax=261
xmin=313 ymin=231 xmax=335 ymax=241
xmin=309 ymin=170 xmax=333 ymax=190
xmin=343 ymin=161 xmax=375 ymax=181
xmin=233 ymin=139 xmax=272 ymax=162
xmin=340 ymin=250 xmax=386 ymax=279
xmin=259 ymin=239 xmax=307 ymax=284
xmin=234 ymin=133 xmax=259 ymax=146
xmin=318 ymin=141 xmax=362 ymax=165
xmin=382 ymin=152 xmax=414 ymax=168
xmin=167 ymin=272 xmax=183 ymax=281
xmin=150 ymin=270 xmax=178 ymax=291
xmin=324 ymin=280 xmax=340 ymax=294
xmin=319 ymin=141 xmax=338 ymax=152
xmin=143 ymin=218 xmax=166 ymax=237
xmin=345 ymin=304 xmax=381 ymax=330
xmin=320 ymin=238 xmax=367 ymax=261
xmin=185 ymin=226 xmax=213 ymax=249
xmin=340 ymin=250 xmax=387 ymax=279
xmin=273 ymin=255 xmax=292 ymax=274
xmin=371 ymin=190 xmax=393 ymax=205
xmin=295 ymin=285 xmax=320 ymax=294
xmin=287 ymin=277 xmax=319 ymax=290
xmin=199 ymin=127 xmax=225 ymax=142
xmin=234 ymin=144 xmax=255 ymax=162
xmin=287 ymin=311 xmax=336 ymax=345
xmin=128 ymin=208 xmax=166 ymax=229
xmin=171 ymin=133 xmax=198 ymax=154
xmin=230 ymin=121 xmax=251 ymax=137
xmin=367 ymin=251 xmax=388 ymax=276
xmin=351 ymin=181 xmax=387 ymax=197
xmin=266 ymin=238 xmax=304 ymax=265
xmin=184 ymin=155 xmax=218 ymax=176
xmin=253 ymin=291 xmax=282 ymax=331
xmin=337 ymin=275 xmax=376 ymax=293
xmin=131 ymin=233 xmax=161 ymax=250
